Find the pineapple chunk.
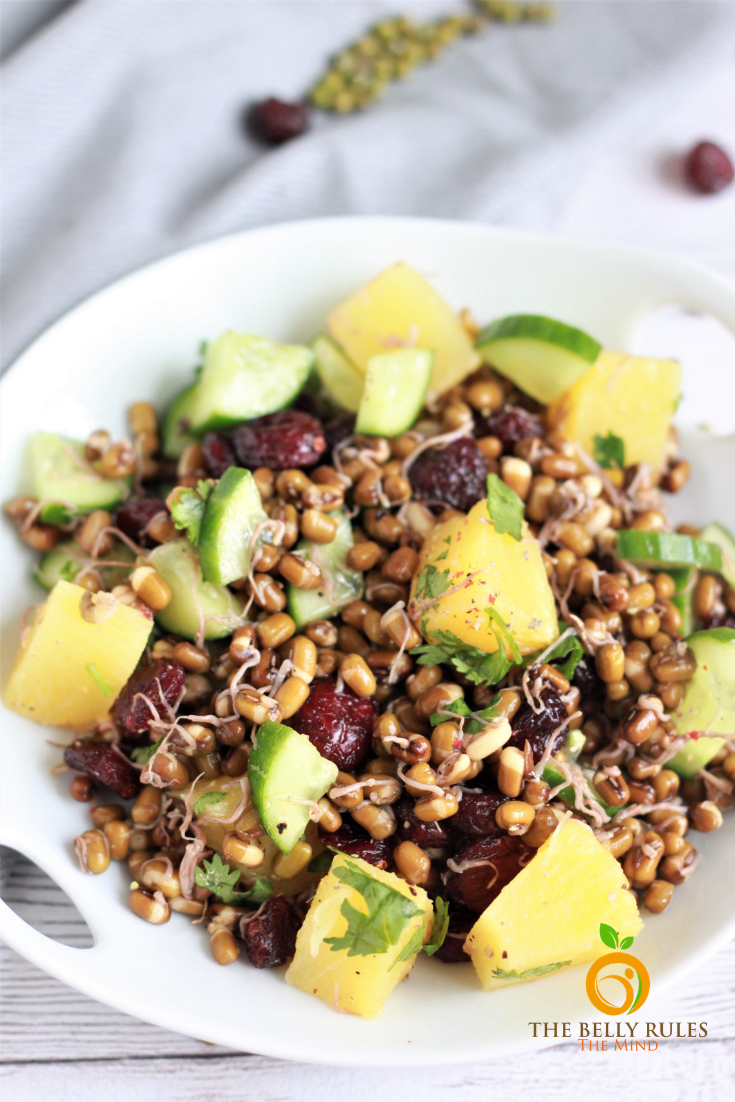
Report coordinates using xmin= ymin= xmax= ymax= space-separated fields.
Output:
xmin=3 ymin=580 xmax=151 ymax=729
xmin=286 ymin=853 xmax=432 ymax=1018
xmin=547 ymin=350 xmax=682 ymax=470
xmin=464 ymin=818 xmax=642 ymax=990
xmin=328 ymin=263 xmax=479 ymax=398
xmin=409 ymin=500 xmax=558 ymax=656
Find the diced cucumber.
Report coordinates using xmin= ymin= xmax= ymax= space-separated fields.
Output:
xmin=615 ymin=530 xmax=723 ymax=572
xmin=162 ymin=383 xmax=199 ymax=459
xmin=669 ymin=627 xmax=735 ymax=777
xmin=149 ymin=538 xmax=245 ymax=641
xmin=667 ymin=565 xmax=696 ymax=636
xmin=564 ymin=729 xmax=585 ymax=762
xmin=187 ymin=332 xmax=314 ymax=433
xmin=30 ymin=432 xmax=130 ymax=513
xmin=311 ymin=334 xmax=364 ymax=413
xmin=287 ymin=510 xmax=362 ymax=628
xmin=198 ymin=467 xmax=268 ymax=586
xmin=701 ymin=522 xmax=735 ymax=588
xmin=475 ymin=315 xmax=601 ymax=405
xmin=34 ymin=540 xmax=137 ymax=592
xmin=541 ymin=762 xmax=622 ymax=819
xmin=354 ymin=349 xmax=433 ymax=437
xmin=248 ymin=720 xmax=338 ymax=854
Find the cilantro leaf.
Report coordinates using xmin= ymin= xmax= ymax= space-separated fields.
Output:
xmin=130 ymin=737 xmax=163 ymax=764
xmin=593 ymin=432 xmax=625 ymax=470
xmin=325 ymin=858 xmax=423 ymax=957
xmin=424 ymin=897 xmax=450 ymax=956
xmin=486 ymin=605 xmax=522 ymax=665
xmin=193 ymin=853 xmax=273 ymax=905
xmin=85 ymin=662 xmax=113 ymax=697
xmin=59 ymin=559 xmax=81 ymax=583
xmin=412 ymin=607 xmax=521 ymax=689
xmin=486 ymin=473 xmax=524 ymax=541
xmin=307 ymin=850 xmax=334 ymax=874
xmin=169 ymin=479 xmax=213 ymax=546
xmin=492 ymin=961 xmax=571 ymax=980
xmin=430 ymin=695 xmax=501 ymax=734
xmin=435 ymin=536 xmax=452 ymax=563
xmin=523 ymin=627 xmax=584 ymax=680
xmin=193 ymin=791 xmax=227 ymax=817
xmin=40 ymin=502 xmax=77 ymax=526
xmin=413 ymin=563 xmax=451 ymax=605
xmin=389 ymin=919 xmax=429 ymax=971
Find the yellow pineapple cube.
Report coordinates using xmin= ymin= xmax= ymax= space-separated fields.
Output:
xmin=464 ymin=818 xmax=642 ymax=990
xmin=3 ymin=580 xmax=151 ymax=729
xmin=547 ymin=350 xmax=682 ymax=470
xmin=328 ymin=263 xmax=479 ymax=398
xmin=409 ymin=500 xmax=558 ymax=656
xmin=285 ymin=853 xmax=432 ymax=1018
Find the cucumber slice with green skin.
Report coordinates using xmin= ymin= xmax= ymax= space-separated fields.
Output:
xmin=187 ymin=332 xmax=314 ymax=433
xmin=666 ymin=565 xmax=696 ymax=636
xmin=248 ymin=720 xmax=338 ymax=854
xmin=700 ymin=522 xmax=735 ymax=588
xmin=354 ymin=348 xmax=434 ymax=437
xmin=162 ymin=383 xmax=199 ymax=459
xmin=475 ymin=315 xmax=601 ymax=405
xmin=34 ymin=542 xmax=136 ymax=591
xmin=615 ymin=530 xmax=723 ymax=572
xmin=541 ymin=761 xmax=622 ymax=819
xmin=198 ymin=467 xmax=268 ymax=586
xmin=287 ymin=510 xmax=363 ymax=628
xmin=149 ymin=538 xmax=245 ymax=641
xmin=311 ymin=334 xmax=364 ymax=413
xmin=668 ymin=627 xmax=735 ymax=777
xmin=30 ymin=432 xmax=130 ymax=513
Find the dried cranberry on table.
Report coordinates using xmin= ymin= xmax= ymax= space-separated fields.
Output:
xmin=506 ymin=683 xmax=568 ymax=763
xmin=63 ymin=742 xmax=139 ymax=799
xmin=248 ymin=98 xmax=310 ymax=144
xmin=475 ymin=406 xmax=542 ymax=450
xmin=685 ymin=140 xmax=734 ymax=194
xmin=116 ymin=497 xmax=167 ymax=545
xmin=433 ymin=907 xmax=475 ymax=964
xmin=243 ymin=894 xmax=300 ymax=968
xmin=319 ymin=821 xmax=393 ymax=870
xmin=231 ymin=410 xmax=326 ymax=470
xmin=394 ymin=795 xmax=454 ymax=848
xmin=112 ymin=658 xmax=185 ymax=735
xmin=202 ymin=432 xmax=236 ymax=479
xmin=293 ymin=676 xmax=378 ymax=771
xmin=450 ymin=787 xmax=509 ymax=836
xmin=409 ymin=436 xmax=487 ymax=513
xmin=444 ymin=834 xmax=527 ymax=913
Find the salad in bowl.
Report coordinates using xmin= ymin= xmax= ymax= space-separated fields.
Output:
xmin=3 ymin=260 xmax=734 ymax=1020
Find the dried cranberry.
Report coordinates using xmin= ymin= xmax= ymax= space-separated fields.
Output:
xmin=202 ymin=432 xmax=236 ymax=479
xmin=433 ymin=906 xmax=474 ymax=964
xmin=572 ymin=656 xmax=602 ymax=700
xmin=231 ymin=410 xmax=326 ymax=471
xmin=116 ymin=498 xmax=167 ymax=545
xmin=293 ymin=677 xmax=377 ymax=771
xmin=409 ymin=436 xmax=487 ymax=513
xmin=685 ymin=141 xmax=734 ymax=194
xmin=444 ymin=834 xmax=527 ymax=913
xmin=394 ymin=795 xmax=453 ymax=848
xmin=248 ymin=98 xmax=310 ymax=145
xmin=243 ymin=895 xmax=300 ymax=968
xmin=324 ymin=414 xmax=356 ymax=454
xmin=476 ymin=407 xmax=542 ymax=450
xmin=112 ymin=658 xmax=185 ymax=735
xmin=451 ymin=788 xmax=508 ymax=836
xmin=63 ymin=742 xmax=139 ymax=799
xmin=704 ymin=610 xmax=735 ymax=630
xmin=506 ymin=684 xmax=568 ymax=763
xmin=319 ymin=821 xmax=393 ymax=869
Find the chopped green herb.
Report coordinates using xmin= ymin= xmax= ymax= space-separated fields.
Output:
xmin=170 ymin=479 xmax=213 ymax=546
xmin=423 ymin=897 xmax=450 ymax=956
xmin=435 ymin=536 xmax=452 ymax=562
xmin=325 ymin=858 xmax=423 ymax=957
xmin=389 ymin=919 xmax=429 ymax=971
xmin=413 ymin=607 xmax=520 ymax=688
xmin=59 ymin=559 xmax=81 ymax=583
xmin=307 ymin=850 xmax=334 ymax=874
xmin=130 ymin=736 xmax=163 ymax=764
xmin=40 ymin=502 xmax=77 ymax=526
xmin=486 ymin=473 xmax=524 ymax=541
xmin=429 ymin=695 xmax=501 ymax=733
xmin=523 ymin=626 xmax=583 ymax=680
xmin=413 ymin=563 xmax=451 ymax=605
xmin=84 ymin=662 xmax=113 ymax=698
xmin=193 ymin=791 xmax=227 ymax=817
xmin=194 ymin=853 xmax=273 ymax=905
xmin=593 ymin=431 xmax=625 ymax=470
xmin=492 ymin=960 xmax=571 ymax=980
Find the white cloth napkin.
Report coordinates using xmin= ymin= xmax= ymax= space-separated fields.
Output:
xmin=1 ymin=0 xmax=735 ymax=888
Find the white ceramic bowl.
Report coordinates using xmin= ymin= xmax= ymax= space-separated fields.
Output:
xmin=2 ymin=217 xmax=735 ymax=1066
